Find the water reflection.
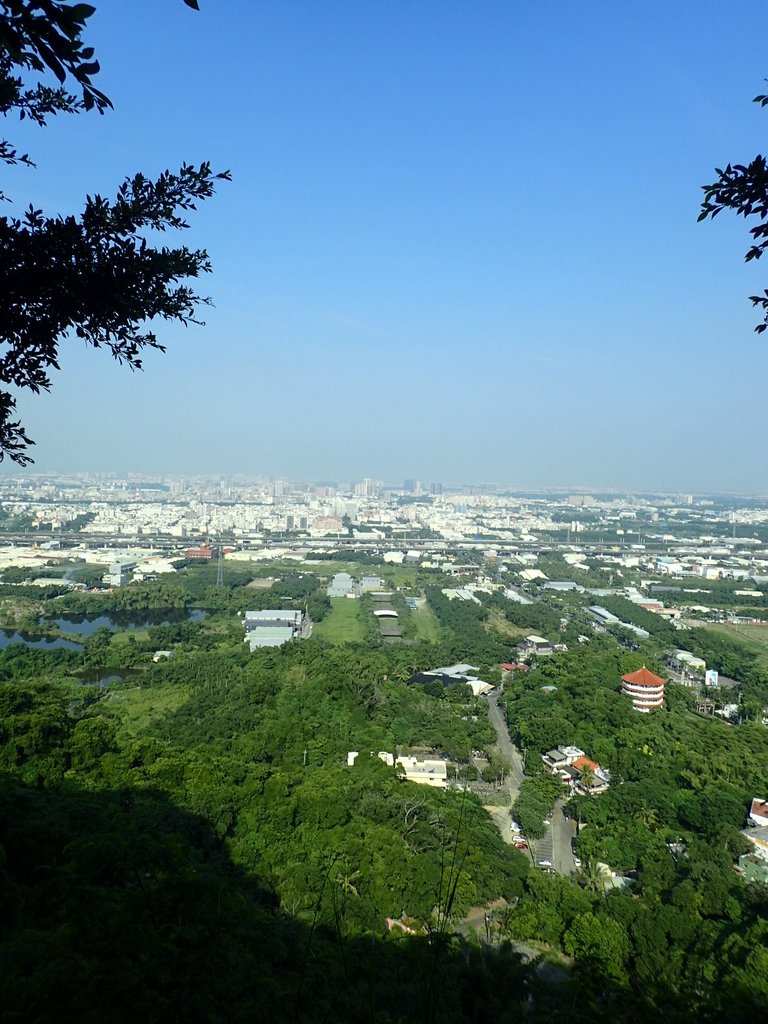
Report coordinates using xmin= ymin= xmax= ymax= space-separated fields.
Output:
xmin=42 ymin=607 xmax=207 ymax=635
xmin=0 ymin=630 xmax=84 ymax=652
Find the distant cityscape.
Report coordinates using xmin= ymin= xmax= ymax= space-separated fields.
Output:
xmin=0 ymin=474 xmax=767 ymax=549
xmin=1 ymin=473 xmax=768 ymax=638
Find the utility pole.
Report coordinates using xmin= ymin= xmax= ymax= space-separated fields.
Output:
xmin=216 ymin=544 xmax=224 ymax=587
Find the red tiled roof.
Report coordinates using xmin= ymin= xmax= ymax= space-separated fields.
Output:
xmin=500 ymin=663 xmax=516 ymax=671
xmin=573 ymin=755 xmax=600 ymax=773
xmin=752 ymin=798 xmax=768 ymax=820
xmin=621 ymin=666 xmax=665 ymax=688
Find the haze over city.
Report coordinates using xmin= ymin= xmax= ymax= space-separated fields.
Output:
xmin=2 ymin=0 xmax=767 ymax=490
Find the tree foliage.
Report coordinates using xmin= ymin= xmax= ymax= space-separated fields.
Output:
xmin=699 ymin=83 xmax=768 ymax=332
xmin=0 ymin=1 xmax=229 ymax=463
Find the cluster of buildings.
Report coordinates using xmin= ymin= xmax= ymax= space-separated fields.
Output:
xmin=3 ymin=477 xmax=768 ymax=604
xmin=326 ymin=573 xmax=384 ymax=598
xmin=541 ymin=746 xmax=611 ymax=795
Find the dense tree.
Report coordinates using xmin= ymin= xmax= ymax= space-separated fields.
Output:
xmin=0 ymin=0 xmax=229 ymax=462
xmin=2 ymin=568 xmax=768 ymax=1022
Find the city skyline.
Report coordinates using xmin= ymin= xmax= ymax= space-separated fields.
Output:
xmin=1 ymin=467 xmax=767 ymax=502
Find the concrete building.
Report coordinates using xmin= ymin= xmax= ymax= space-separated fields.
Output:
xmin=741 ymin=825 xmax=768 ymax=861
xmin=588 ymin=606 xmax=620 ymax=625
xmin=542 ymin=746 xmax=611 ymax=795
xmin=327 ymin=573 xmax=355 ymax=598
xmin=621 ymin=666 xmax=665 ymax=712
xmin=103 ymin=560 xmax=136 ymax=588
xmin=409 ymin=663 xmax=495 ymax=697
xmin=518 ymin=635 xmax=554 ymax=659
xmin=395 ymin=754 xmax=448 ymax=788
xmin=749 ymin=798 xmax=768 ymax=827
xmin=360 ymin=575 xmax=384 ymax=591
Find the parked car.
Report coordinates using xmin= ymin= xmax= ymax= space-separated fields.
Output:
xmin=514 ymin=841 xmax=528 ymax=850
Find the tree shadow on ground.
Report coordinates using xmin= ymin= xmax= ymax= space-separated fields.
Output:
xmin=0 ymin=775 xmax=761 ymax=1024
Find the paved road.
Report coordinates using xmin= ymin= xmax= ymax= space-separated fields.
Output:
xmin=485 ymin=693 xmax=525 ymax=791
xmin=485 ymin=693 xmax=576 ymax=877
xmin=533 ymin=799 xmax=576 ymax=875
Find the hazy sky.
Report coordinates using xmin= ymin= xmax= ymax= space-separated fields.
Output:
xmin=3 ymin=1 xmax=768 ymax=490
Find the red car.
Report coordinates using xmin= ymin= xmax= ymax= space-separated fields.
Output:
xmin=514 ymin=841 xmax=528 ymax=850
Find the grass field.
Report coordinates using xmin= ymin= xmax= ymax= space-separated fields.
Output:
xmin=485 ymin=608 xmax=528 ymax=640
xmin=412 ymin=602 xmax=440 ymax=642
xmin=701 ymin=622 xmax=768 ymax=668
xmin=313 ymin=598 xmax=367 ymax=643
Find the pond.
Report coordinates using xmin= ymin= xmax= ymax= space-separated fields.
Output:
xmin=73 ymin=668 xmax=134 ymax=687
xmin=41 ymin=607 xmax=208 ymax=636
xmin=0 ymin=629 xmax=84 ymax=652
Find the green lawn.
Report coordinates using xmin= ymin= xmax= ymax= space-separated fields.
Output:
xmin=314 ymin=598 xmax=366 ymax=643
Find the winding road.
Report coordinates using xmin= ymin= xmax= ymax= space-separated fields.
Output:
xmin=484 ymin=692 xmax=576 ymax=876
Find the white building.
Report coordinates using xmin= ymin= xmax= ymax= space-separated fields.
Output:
xmin=395 ymin=755 xmax=448 ymax=788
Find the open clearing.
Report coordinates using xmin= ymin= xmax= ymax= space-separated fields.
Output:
xmin=107 ymin=684 xmax=188 ymax=738
xmin=412 ymin=602 xmax=440 ymax=642
xmin=314 ymin=597 xmax=366 ymax=643
xmin=485 ymin=608 xmax=528 ymax=639
xmin=701 ymin=621 xmax=768 ymax=668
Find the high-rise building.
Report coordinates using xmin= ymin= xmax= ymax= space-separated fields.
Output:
xmin=429 ymin=482 xmax=443 ymax=495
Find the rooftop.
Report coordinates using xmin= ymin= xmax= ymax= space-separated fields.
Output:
xmin=621 ymin=667 xmax=665 ymax=689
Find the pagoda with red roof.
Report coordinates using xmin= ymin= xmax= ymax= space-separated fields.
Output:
xmin=621 ymin=666 xmax=665 ymax=712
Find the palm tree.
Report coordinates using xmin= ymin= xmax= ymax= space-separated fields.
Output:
xmin=637 ymin=802 xmax=658 ymax=831
xmin=336 ymin=868 xmax=361 ymax=899
xmin=577 ymin=856 xmax=604 ymax=893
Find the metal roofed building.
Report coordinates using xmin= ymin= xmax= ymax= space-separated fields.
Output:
xmin=244 ymin=609 xmax=303 ymax=650
xmin=588 ymin=606 xmax=620 ymax=624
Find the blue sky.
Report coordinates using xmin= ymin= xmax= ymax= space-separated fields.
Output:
xmin=3 ymin=0 xmax=768 ymax=490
